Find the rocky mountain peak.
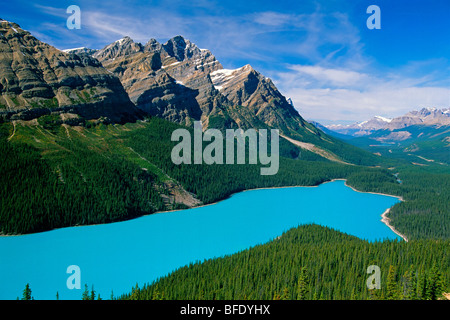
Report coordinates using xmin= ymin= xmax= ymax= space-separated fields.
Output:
xmin=144 ymin=38 xmax=162 ymax=53
xmin=93 ymin=36 xmax=143 ymax=61
xmin=162 ymin=35 xmax=202 ymax=62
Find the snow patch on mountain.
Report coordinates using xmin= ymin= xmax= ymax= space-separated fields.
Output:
xmin=374 ymin=116 xmax=392 ymax=123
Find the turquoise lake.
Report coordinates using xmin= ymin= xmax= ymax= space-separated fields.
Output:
xmin=0 ymin=180 xmax=401 ymax=300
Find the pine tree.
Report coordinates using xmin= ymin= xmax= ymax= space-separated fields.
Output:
xmin=22 ymin=283 xmax=33 ymax=300
xmin=416 ymin=270 xmax=427 ymax=300
xmin=350 ymin=288 xmax=357 ymax=300
xmin=296 ymin=267 xmax=309 ymax=300
xmin=386 ymin=265 xmax=399 ymax=300
xmin=82 ymin=284 xmax=90 ymax=300
xmin=401 ymin=269 xmax=416 ymax=300
xmin=90 ymin=285 xmax=96 ymax=300
xmin=281 ymin=287 xmax=290 ymax=300
xmin=130 ymin=283 xmax=140 ymax=300
xmin=425 ymin=266 xmax=444 ymax=300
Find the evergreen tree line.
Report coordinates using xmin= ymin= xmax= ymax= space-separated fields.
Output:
xmin=346 ymin=166 xmax=450 ymax=240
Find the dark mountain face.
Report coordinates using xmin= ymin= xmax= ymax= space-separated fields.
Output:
xmin=0 ymin=20 xmax=142 ymax=123
xmin=92 ymin=35 xmax=226 ymax=126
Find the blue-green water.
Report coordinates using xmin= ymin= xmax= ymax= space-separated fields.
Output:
xmin=0 ymin=180 xmax=401 ymax=300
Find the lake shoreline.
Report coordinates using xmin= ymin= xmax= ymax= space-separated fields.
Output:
xmin=381 ymin=208 xmax=408 ymax=242
xmin=234 ymin=179 xmax=408 ymax=242
xmin=0 ymin=178 xmax=406 ymax=240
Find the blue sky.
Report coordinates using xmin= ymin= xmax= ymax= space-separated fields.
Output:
xmin=2 ymin=0 xmax=450 ymax=123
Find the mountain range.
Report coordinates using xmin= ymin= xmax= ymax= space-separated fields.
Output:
xmin=315 ymin=108 xmax=450 ymax=165
xmin=1 ymin=19 xmax=380 ymax=166
xmin=325 ymin=107 xmax=450 ymax=138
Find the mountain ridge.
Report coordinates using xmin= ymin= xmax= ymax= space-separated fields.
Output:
xmin=0 ymin=20 xmax=143 ymax=123
xmin=326 ymin=107 xmax=450 ymax=137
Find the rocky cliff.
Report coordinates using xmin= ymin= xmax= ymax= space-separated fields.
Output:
xmin=93 ymin=35 xmax=225 ymax=126
xmin=0 ymin=19 xmax=142 ymax=123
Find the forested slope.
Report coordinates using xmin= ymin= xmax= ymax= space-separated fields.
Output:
xmin=119 ymin=224 xmax=450 ymax=300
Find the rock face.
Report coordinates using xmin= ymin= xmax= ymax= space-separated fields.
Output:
xmin=94 ymin=35 xmax=310 ymax=135
xmin=0 ymin=20 xmax=142 ymax=123
xmin=209 ymin=65 xmax=307 ymax=132
xmin=93 ymin=35 xmax=224 ymax=126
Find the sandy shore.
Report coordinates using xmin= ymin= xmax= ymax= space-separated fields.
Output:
xmin=381 ymin=208 xmax=408 ymax=242
xmin=334 ymin=179 xmax=407 ymax=242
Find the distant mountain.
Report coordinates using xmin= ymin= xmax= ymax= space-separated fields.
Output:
xmin=309 ymin=121 xmax=354 ymax=140
xmin=0 ymin=19 xmax=142 ymax=123
xmin=326 ymin=108 xmax=450 ymax=138
xmin=387 ymin=107 xmax=450 ymax=130
xmin=326 ymin=116 xmax=393 ymax=137
xmin=326 ymin=108 xmax=450 ymax=165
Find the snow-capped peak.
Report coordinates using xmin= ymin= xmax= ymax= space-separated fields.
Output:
xmin=374 ymin=115 xmax=392 ymax=123
xmin=62 ymin=47 xmax=87 ymax=53
xmin=115 ymin=37 xmax=129 ymax=45
xmin=357 ymin=120 xmax=368 ymax=127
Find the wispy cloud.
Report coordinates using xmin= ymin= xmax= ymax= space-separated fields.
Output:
xmin=252 ymin=12 xmax=297 ymax=26
xmin=272 ymin=64 xmax=450 ymax=122
xmin=30 ymin=2 xmax=364 ymax=66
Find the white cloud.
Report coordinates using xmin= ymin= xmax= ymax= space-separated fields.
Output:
xmin=252 ymin=12 xmax=295 ymax=27
xmin=287 ymin=65 xmax=370 ymax=87
xmin=272 ymin=64 xmax=450 ymax=122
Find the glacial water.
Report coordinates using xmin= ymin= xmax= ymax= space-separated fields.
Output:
xmin=0 ymin=180 xmax=401 ymax=300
